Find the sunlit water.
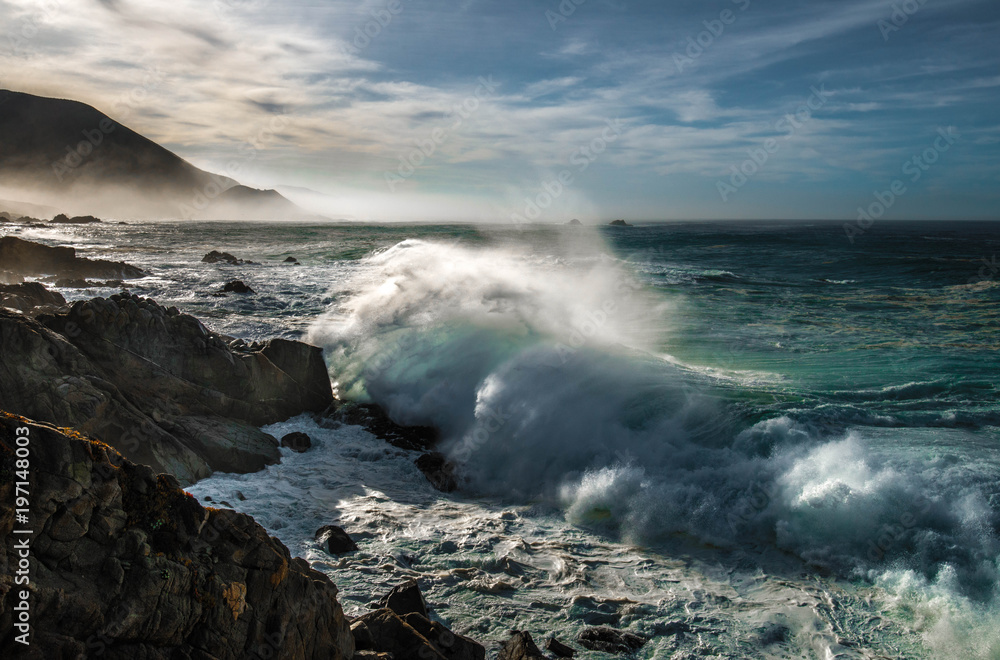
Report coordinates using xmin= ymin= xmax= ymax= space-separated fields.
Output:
xmin=6 ymin=219 xmax=1000 ymax=659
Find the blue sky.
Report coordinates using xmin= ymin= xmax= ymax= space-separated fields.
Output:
xmin=2 ymin=0 xmax=999 ymax=221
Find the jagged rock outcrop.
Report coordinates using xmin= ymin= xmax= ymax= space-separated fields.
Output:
xmin=497 ymin=631 xmax=547 ymax=660
xmin=0 ymin=282 xmax=66 ymax=313
xmin=203 ymin=251 xmax=254 ymax=266
xmin=0 ymin=413 xmax=354 ymax=659
xmin=0 ymin=291 xmax=334 ymax=483
xmin=221 ymin=280 xmax=255 ymax=294
xmin=352 ymin=582 xmax=485 ymax=660
xmin=0 ymin=236 xmax=145 ymax=281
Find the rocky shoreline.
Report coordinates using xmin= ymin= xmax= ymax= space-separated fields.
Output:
xmin=0 ymin=237 xmax=640 ymax=659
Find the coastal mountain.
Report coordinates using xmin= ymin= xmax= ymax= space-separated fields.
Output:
xmin=0 ymin=90 xmax=314 ymax=220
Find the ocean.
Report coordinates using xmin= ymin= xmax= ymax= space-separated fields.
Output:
xmin=9 ymin=219 xmax=1000 ymax=658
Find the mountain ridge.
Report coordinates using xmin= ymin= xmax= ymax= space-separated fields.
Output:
xmin=0 ymin=89 xmax=319 ymax=221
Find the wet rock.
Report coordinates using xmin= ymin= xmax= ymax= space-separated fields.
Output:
xmin=497 ymin=631 xmax=547 ymax=660
xmin=577 ymin=627 xmax=647 ymax=654
xmin=354 ymin=609 xmax=446 ymax=660
xmin=0 ymin=413 xmax=354 ymax=660
xmin=221 ymin=279 xmax=255 ymax=294
xmin=415 ymin=451 xmax=458 ymax=492
xmin=281 ymin=431 xmax=312 ymax=452
xmin=320 ymin=401 xmax=438 ymax=451
xmin=202 ymin=250 xmax=258 ymax=265
xmin=0 ymin=282 xmax=66 ymax=312
xmin=377 ymin=579 xmax=429 ymax=619
xmin=0 ymin=292 xmax=333 ymax=483
xmin=284 ymin=256 xmax=300 ymax=264
xmin=0 ymin=236 xmax=146 ymax=280
xmin=51 ymin=213 xmax=101 ymax=224
xmin=546 ymin=637 xmax=576 ymax=658
xmin=53 ymin=278 xmax=124 ymax=288
xmin=315 ymin=525 xmax=359 ymax=555
xmin=402 ymin=612 xmax=486 ymax=660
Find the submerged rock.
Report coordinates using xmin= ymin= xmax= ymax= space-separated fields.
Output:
xmin=315 ymin=525 xmax=358 ymax=555
xmin=577 ymin=627 xmax=647 ymax=654
xmin=281 ymin=431 xmax=312 ymax=452
xmin=0 ymin=412 xmax=354 ymax=660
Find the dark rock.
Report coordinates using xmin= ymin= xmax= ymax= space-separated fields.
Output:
xmin=577 ymin=627 xmax=647 ymax=654
xmin=415 ymin=452 xmax=458 ymax=492
xmin=0 ymin=236 xmax=146 ymax=280
xmin=51 ymin=213 xmax=101 ymax=224
xmin=0 ymin=292 xmax=333 ymax=483
xmin=497 ymin=631 xmax=547 ymax=660
xmin=402 ymin=612 xmax=486 ymax=660
xmin=284 ymin=256 xmax=300 ymax=263
xmin=354 ymin=609 xmax=446 ymax=660
xmin=754 ymin=623 xmax=790 ymax=646
xmin=221 ymin=279 xmax=255 ymax=294
xmin=281 ymin=431 xmax=312 ymax=452
xmin=566 ymin=219 xmax=582 ymax=226
xmin=0 ymin=413 xmax=354 ymax=660
xmin=609 ymin=219 xmax=630 ymax=227
xmin=315 ymin=525 xmax=358 ymax=554
xmin=377 ymin=579 xmax=429 ymax=619
xmin=53 ymin=278 xmax=124 ymax=288
xmin=203 ymin=250 xmax=256 ymax=265
xmin=546 ymin=637 xmax=576 ymax=658
xmin=321 ymin=401 xmax=437 ymax=451
xmin=0 ymin=282 xmax=66 ymax=312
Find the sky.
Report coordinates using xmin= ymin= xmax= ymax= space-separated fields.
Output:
xmin=1 ymin=0 xmax=999 ymax=222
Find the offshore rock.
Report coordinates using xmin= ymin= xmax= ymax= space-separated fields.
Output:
xmin=0 ymin=236 xmax=146 ymax=280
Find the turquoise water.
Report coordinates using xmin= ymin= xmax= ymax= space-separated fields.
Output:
xmin=8 ymin=219 xmax=1000 ymax=658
